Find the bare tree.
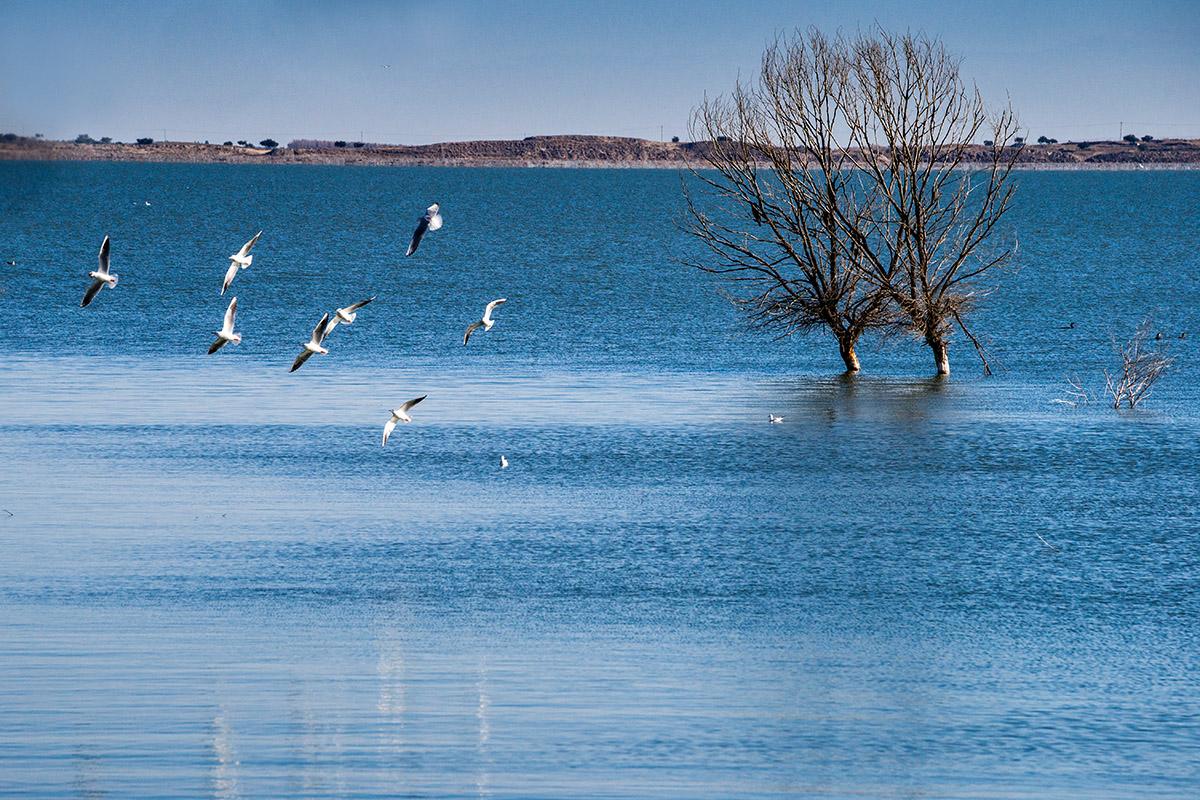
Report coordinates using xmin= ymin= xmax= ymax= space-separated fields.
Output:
xmin=1104 ymin=321 xmax=1173 ymax=409
xmin=685 ymin=28 xmax=1021 ymax=376
xmin=839 ymin=30 xmax=1023 ymax=375
xmin=683 ymin=31 xmax=894 ymax=373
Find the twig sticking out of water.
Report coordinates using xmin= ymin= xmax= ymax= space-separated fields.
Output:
xmin=1053 ymin=375 xmax=1092 ymax=408
xmin=1034 ymin=531 xmax=1061 ymax=552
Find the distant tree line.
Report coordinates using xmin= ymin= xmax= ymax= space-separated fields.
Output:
xmin=289 ymin=139 xmax=368 ymax=150
xmin=1024 ymin=134 xmax=1158 ymax=146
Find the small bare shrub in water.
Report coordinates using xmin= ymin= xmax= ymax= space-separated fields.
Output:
xmin=1104 ymin=321 xmax=1173 ymax=409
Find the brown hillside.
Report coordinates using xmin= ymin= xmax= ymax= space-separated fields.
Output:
xmin=2 ymin=134 xmax=1199 ymax=168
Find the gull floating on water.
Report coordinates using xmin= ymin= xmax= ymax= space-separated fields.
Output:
xmin=463 ymin=298 xmax=507 ymax=345
xmin=500 ymin=455 xmax=509 ymax=469
xmin=290 ymin=312 xmax=332 ymax=372
xmin=768 ymin=414 xmax=784 ymax=424
xmin=207 ymin=296 xmax=241 ymax=354
xmin=405 ymin=203 xmax=442 ymax=257
xmin=324 ymin=296 xmax=376 ymax=336
xmin=5 ymin=260 xmax=15 ymax=266
xmin=81 ymin=235 xmax=117 ymax=307
xmin=222 ymin=231 xmax=262 ymax=295
xmin=382 ymin=396 xmax=427 ymax=446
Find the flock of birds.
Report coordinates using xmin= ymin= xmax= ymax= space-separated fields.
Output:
xmin=79 ymin=202 xmax=512 ymax=459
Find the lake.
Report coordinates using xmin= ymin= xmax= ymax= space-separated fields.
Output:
xmin=1 ymin=162 xmax=1198 ymax=798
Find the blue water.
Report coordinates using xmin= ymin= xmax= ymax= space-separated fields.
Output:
xmin=1 ymin=162 xmax=1198 ymax=798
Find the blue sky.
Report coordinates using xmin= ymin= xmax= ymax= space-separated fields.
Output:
xmin=2 ymin=0 xmax=1197 ymax=145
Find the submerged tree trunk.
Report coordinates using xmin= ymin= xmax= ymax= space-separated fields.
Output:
xmin=929 ymin=338 xmax=950 ymax=376
xmin=838 ymin=337 xmax=861 ymax=373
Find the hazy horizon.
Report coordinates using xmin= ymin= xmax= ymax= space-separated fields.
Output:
xmin=2 ymin=0 xmax=1199 ymax=146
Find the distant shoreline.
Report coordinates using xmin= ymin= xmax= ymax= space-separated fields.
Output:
xmin=3 ymin=134 xmax=1199 ymax=169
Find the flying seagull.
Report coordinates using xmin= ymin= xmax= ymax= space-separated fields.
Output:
xmin=4 ymin=260 xmax=15 ymax=266
xmin=405 ymin=203 xmax=442 ymax=257
xmin=207 ymin=296 xmax=242 ymax=354
xmin=1060 ymin=322 xmax=1076 ymax=330
xmin=290 ymin=312 xmax=332 ymax=372
xmin=382 ymin=396 xmax=427 ymax=446
xmin=324 ymin=296 xmax=376 ymax=336
xmin=768 ymin=414 xmax=784 ymax=424
xmin=81 ymin=235 xmax=117 ymax=307
xmin=463 ymin=298 xmax=507 ymax=345
xmin=222 ymin=231 xmax=262 ymax=294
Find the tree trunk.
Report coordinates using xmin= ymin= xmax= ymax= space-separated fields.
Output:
xmin=838 ymin=337 xmax=861 ymax=373
xmin=929 ymin=338 xmax=950 ymax=376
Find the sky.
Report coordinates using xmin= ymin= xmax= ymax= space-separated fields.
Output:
xmin=2 ymin=0 xmax=1198 ymax=145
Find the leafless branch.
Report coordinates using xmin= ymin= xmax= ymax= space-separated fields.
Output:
xmin=1053 ymin=375 xmax=1092 ymax=409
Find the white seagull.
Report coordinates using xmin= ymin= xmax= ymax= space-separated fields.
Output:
xmin=500 ymin=455 xmax=509 ymax=469
xmin=222 ymin=231 xmax=262 ymax=294
xmin=463 ymin=298 xmax=507 ymax=345
xmin=768 ymin=414 xmax=784 ymax=424
xmin=207 ymin=296 xmax=242 ymax=354
xmin=324 ymin=296 xmax=376 ymax=336
xmin=290 ymin=312 xmax=332 ymax=372
xmin=81 ymin=235 xmax=117 ymax=308
xmin=405 ymin=203 xmax=442 ymax=257
xmin=382 ymin=396 xmax=427 ymax=446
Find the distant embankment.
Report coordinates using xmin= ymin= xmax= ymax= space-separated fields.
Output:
xmin=2 ymin=134 xmax=1200 ymax=168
